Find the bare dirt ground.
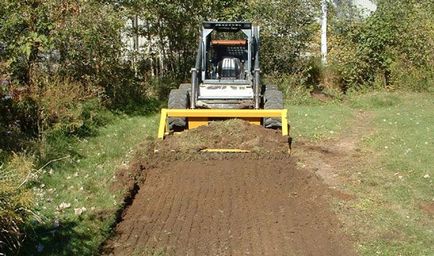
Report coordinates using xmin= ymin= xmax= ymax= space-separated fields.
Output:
xmin=294 ymin=111 xmax=374 ymax=191
xmin=102 ymin=120 xmax=359 ymax=256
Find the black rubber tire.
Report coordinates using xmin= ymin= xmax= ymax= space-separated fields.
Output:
xmin=261 ymin=84 xmax=277 ymax=93
xmin=168 ymin=89 xmax=189 ymax=130
xmin=178 ymin=83 xmax=192 ymax=109
xmin=266 ymin=84 xmax=278 ymax=91
xmin=263 ymin=89 xmax=284 ymax=129
xmin=178 ymin=83 xmax=191 ymax=91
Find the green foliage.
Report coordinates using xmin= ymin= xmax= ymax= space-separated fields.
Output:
xmin=0 ymin=1 xmax=54 ymax=82
xmin=389 ymin=57 xmax=434 ymax=92
xmin=0 ymin=0 xmax=130 ymax=160
xmin=250 ymin=0 xmax=320 ymax=74
xmin=0 ymin=1 xmax=124 ymax=80
xmin=265 ymin=74 xmax=316 ymax=105
xmin=31 ymin=78 xmax=116 ymax=161
xmin=329 ymin=0 xmax=434 ymax=91
xmin=0 ymin=76 xmax=117 ymax=166
xmin=0 ymin=90 xmax=39 ymax=152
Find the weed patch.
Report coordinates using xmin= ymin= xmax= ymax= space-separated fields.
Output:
xmin=349 ymin=92 xmax=402 ymax=110
xmin=0 ymin=154 xmax=35 ymax=255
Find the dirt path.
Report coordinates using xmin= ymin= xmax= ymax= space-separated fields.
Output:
xmin=294 ymin=111 xmax=374 ymax=189
xmin=102 ymin=120 xmax=360 ymax=256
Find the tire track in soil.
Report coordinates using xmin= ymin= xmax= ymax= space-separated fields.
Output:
xmin=165 ymin=164 xmax=195 ymax=254
xmin=141 ymin=171 xmax=173 ymax=247
xmin=203 ymin=165 xmax=217 ymax=255
xmin=172 ymin=167 xmax=199 ymax=255
xmin=103 ymin=158 xmax=355 ymax=256
xmin=241 ymin=173 xmax=255 ymax=255
xmin=154 ymin=169 xmax=182 ymax=252
xmin=186 ymin=170 xmax=205 ymax=256
xmin=252 ymin=165 xmax=269 ymax=255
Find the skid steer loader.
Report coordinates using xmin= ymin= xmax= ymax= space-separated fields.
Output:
xmin=158 ymin=21 xmax=288 ymax=139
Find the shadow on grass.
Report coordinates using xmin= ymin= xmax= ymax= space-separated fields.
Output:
xmin=20 ymin=219 xmax=96 ymax=256
xmin=109 ymin=97 xmax=163 ymax=117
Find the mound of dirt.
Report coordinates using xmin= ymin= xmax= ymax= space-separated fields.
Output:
xmin=156 ymin=119 xmax=290 ymax=155
xmin=103 ymin=120 xmax=355 ymax=256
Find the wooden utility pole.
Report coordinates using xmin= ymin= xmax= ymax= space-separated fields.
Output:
xmin=321 ymin=0 xmax=328 ymax=65
xmin=133 ymin=15 xmax=139 ymax=76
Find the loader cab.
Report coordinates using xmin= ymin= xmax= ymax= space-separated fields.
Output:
xmin=165 ymin=21 xmax=285 ymax=133
xmin=191 ymin=21 xmax=261 ymax=109
xmin=207 ymin=34 xmax=248 ymax=80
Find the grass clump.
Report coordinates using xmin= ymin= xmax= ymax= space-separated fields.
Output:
xmin=0 ymin=154 xmax=35 ymax=255
xmin=348 ymin=91 xmax=402 ymax=110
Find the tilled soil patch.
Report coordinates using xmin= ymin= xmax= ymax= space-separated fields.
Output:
xmin=103 ymin=120 xmax=355 ymax=256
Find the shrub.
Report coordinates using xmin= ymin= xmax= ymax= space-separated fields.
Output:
xmin=31 ymin=77 xmax=96 ymax=134
xmin=265 ymin=74 xmax=313 ymax=105
xmin=29 ymin=77 xmax=116 ymax=160
xmin=389 ymin=57 xmax=434 ymax=92
xmin=328 ymin=1 xmax=434 ymax=91
xmin=0 ymin=88 xmax=39 ymax=153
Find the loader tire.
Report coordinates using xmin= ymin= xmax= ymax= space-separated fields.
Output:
xmin=266 ymin=84 xmax=278 ymax=91
xmin=179 ymin=83 xmax=191 ymax=91
xmin=168 ymin=89 xmax=189 ymax=130
xmin=262 ymin=84 xmax=277 ymax=93
xmin=263 ymin=89 xmax=284 ymax=129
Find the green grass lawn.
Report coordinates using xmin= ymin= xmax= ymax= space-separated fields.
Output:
xmin=288 ymin=91 xmax=433 ymax=255
xmin=21 ymin=114 xmax=158 ymax=255
xmin=346 ymin=92 xmax=434 ymax=255
xmin=288 ymin=103 xmax=354 ymax=141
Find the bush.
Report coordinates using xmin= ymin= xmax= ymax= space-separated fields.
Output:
xmin=0 ymin=75 xmax=117 ymax=162
xmin=328 ymin=1 xmax=434 ymax=91
xmin=30 ymin=77 xmax=116 ymax=160
xmin=0 ymin=154 xmax=35 ymax=255
xmin=265 ymin=74 xmax=313 ymax=105
xmin=31 ymin=77 xmax=98 ymax=134
xmin=389 ymin=58 xmax=434 ymax=92
xmin=250 ymin=0 xmax=319 ymax=74
xmin=0 ymin=89 xmax=39 ymax=153
xmin=265 ymin=67 xmax=344 ymax=106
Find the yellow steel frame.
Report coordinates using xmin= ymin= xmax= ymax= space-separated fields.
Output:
xmin=200 ymin=148 xmax=251 ymax=153
xmin=158 ymin=109 xmax=288 ymax=139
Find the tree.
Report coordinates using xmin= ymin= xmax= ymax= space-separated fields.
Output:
xmin=329 ymin=0 xmax=434 ymax=90
xmin=249 ymin=0 xmax=320 ymax=74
